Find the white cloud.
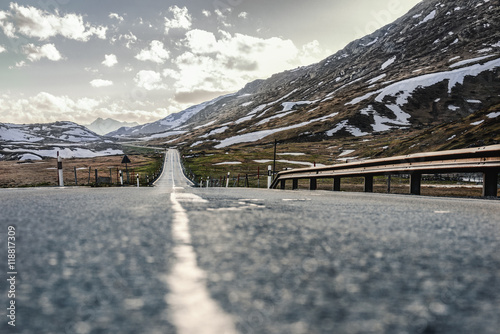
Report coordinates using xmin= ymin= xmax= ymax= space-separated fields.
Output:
xmin=0 ymin=3 xmax=107 ymax=41
xmin=0 ymin=45 xmax=5 ymax=53
xmin=119 ymin=32 xmax=138 ymax=49
xmin=164 ymin=6 xmax=192 ymax=34
xmin=202 ymin=10 xmax=211 ymax=17
xmin=0 ymin=92 xmax=169 ymax=125
xmin=215 ymin=9 xmax=232 ymax=28
xmin=238 ymin=12 xmax=248 ymax=19
xmin=163 ymin=29 xmax=331 ymax=104
xmin=109 ymin=13 xmax=124 ymax=22
xmin=0 ymin=92 xmax=101 ymax=124
xmin=134 ymin=70 xmax=167 ymax=90
xmin=90 ymin=79 xmax=113 ymax=88
xmin=102 ymin=54 xmax=118 ymax=67
xmin=23 ymin=43 xmax=62 ymax=62
xmin=135 ymin=40 xmax=170 ymax=64
xmin=298 ymin=40 xmax=331 ymax=65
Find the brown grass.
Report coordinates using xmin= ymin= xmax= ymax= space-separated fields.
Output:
xmin=0 ymin=155 xmax=159 ymax=188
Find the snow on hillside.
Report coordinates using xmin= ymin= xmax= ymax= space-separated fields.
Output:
xmin=109 ymin=92 xmax=238 ymax=137
xmin=346 ymin=58 xmax=500 ymax=107
xmin=0 ymin=122 xmax=102 ymax=143
xmin=0 ymin=122 xmax=123 ymax=160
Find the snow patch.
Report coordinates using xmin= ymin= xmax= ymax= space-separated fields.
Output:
xmin=213 ymin=162 xmax=242 ymax=165
xmin=418 ymin=10 xmax=436 ymax=25
xmin=367 ymin=74 xmax=387 ymax=85
xmin=449 ymin=55 xmax=495 ymax=68
xmin=381 ymin=57 xmax=396 ymax=70
xmin=215 ymin=113 xmax=338 ymax=148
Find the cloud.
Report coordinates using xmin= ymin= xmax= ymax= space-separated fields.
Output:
xmin=0 ymin=45 xmax=5 ymax=53
xmin=0 ymin=3 xmax=107 ymax=41
xmin=102 ymin=54 xmax=118 ymax=67
xmin=0 ymin=92 xmax=101 ymax=124
xmin=238 ymin=12 xmax=248 ymax=19
xmin=135 ymin=40 xmax=170 ymax=64
xmin=162 ymin=29 xmax=331 ymax=104
xmin=109 ymin=13 xmax=124 ymax=22
xmin=134 ymin=70 xmax=167 ymax=90
xmin=118 ymin=32 xmax=137 ymax=49
xmin=23 ymin=43 xmax=62 ymax=62
xmin=0 ymin=92 xmax=171 ymax=125
xmin=164 ymin=6 xmax=192 ymax=34
xmin=174 ymin=90 xmax=232 ymax=105
xmin=90 ymin=79 xmax=113 ymax=88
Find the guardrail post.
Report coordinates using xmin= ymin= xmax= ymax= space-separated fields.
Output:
xmin=310 ymin=178 xmax=317 ymax=191
xmin=483 ymin=170 xmax=498 ymax=197
xmin=333 ymin=177 xmax=341 ymax=192
xmin=410 ymin=173 xmax=421 ymax=195
xmin=280 ymin=180 xmax=286 ymax=190
xmin=292 ymin=179 xmax=298 ymax=190
xmin=226 ymin=172 xmax=230 ymax=188
xmin=364 ymin=176 xmax=373 ymax=192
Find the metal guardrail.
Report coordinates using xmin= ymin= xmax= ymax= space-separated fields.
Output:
xmin=270 ymin=145 xmax=500 ymax=197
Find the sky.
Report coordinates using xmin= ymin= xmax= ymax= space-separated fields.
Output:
xmin=0 ymin=0 xmax=421 ymax=125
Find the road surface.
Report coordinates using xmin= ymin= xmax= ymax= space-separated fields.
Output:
xmin=1 ymin=149 xmax=499 ymax=334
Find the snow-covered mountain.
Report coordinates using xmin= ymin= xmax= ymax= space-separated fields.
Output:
xmin=85 ymin=118 xmax=139 ymax=136
xmin=0 ymin=121 xmax=123 ymax=160
xmin=107 ymin=93 xmax=237 ymax=138
xmin=118 ymin=0 xmax=499 ymax=152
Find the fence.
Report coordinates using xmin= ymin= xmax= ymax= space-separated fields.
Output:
xmin=57 ymin=153 xmax=165 ymax=187
xmin=270 ymin=145 xmax=500 ymax=197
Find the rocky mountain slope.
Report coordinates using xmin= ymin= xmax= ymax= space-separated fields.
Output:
xmin=85 ymin=118 xmax=139 ymax=136
xmin=0 ymin=121 xmax=123 ymax=160
xmin=108 ymin=93 xmax=236 ymax=138
xmin=120 ymin=0 xmax=499 ymax=156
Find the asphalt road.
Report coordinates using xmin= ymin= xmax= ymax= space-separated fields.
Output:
xmin=1 ymin=149 xmax=499 ymax=334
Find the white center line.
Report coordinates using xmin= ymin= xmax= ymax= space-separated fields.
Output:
xmin=164 ymin=150 xmax=237 ymax=334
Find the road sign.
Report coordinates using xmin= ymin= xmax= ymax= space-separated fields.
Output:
xmin=121 ymin=155 xmax=131 ymax=164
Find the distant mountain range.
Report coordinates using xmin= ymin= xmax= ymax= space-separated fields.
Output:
xmin=85 ymin=118 xmax=139 ymax=136
xmin=108 ymin=0 xmax=500 ymax=155
xmin=0 ymin=121 xmax=122 ymax=161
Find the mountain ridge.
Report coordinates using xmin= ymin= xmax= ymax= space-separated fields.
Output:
xmin=113 ymin=0 xmax=499 ymax=155
xmin=0 ymin=121 xmax=123 ymax=161
xmin=85 ymin=118 xmax=140 ymax=136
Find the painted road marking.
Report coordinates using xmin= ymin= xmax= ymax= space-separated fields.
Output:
xmin=165 ymin=150 xmax=236 ymax=334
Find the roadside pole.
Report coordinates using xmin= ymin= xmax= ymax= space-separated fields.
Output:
xmin=257 ymin=167 xmax=260 ymax=188
xmin=226 ymin=172 xmax=230 ymax=188
xmin=57 ymin=151 xmax=64 ymax=187
xmin=136 ymin=174 xmax=140 ymax=187
xmin=74 ymin=167 xmax=78 ymax=186
xmin=119 ymin=170 xmax=123 ymax=186
xmin=267 ymin=165 xmax=272 ymax=189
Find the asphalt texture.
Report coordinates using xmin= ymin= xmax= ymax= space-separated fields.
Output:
xmin=1 ymin=149 xmax=499 ymax=334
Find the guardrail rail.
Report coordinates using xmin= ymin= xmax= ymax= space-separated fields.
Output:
xmin=270 ymin=145 xmax=500 ymax=197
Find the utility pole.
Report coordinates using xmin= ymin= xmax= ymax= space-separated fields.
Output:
xmin=273 ymin=139 xmax=277 ymax=181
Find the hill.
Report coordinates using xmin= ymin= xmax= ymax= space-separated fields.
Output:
xmin=85 ymin=118 xmax=139 ymax=136
xmin=0 ymin=121 xmax=123 ymax=161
